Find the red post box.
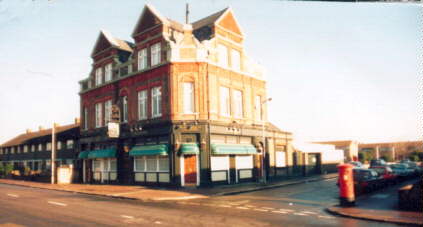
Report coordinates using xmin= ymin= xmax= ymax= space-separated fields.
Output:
xmin=337 ymin=164 xmax=355 ymax=207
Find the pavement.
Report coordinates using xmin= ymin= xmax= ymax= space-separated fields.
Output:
xmin=0 ymin=173 xmax=338 ymax=201
xmin=327 ymin=178 xmax=423 ymax=226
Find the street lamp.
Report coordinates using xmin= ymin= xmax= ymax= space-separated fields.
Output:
xmin=261 ymin=97 xmax=272 ymax=184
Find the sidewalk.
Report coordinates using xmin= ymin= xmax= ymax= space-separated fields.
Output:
xmin=0 ymin=173 xmax=338 ymax=201
xmin=327 ymin=179 xmax=423 ymax=226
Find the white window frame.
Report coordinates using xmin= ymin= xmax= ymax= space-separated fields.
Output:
xmin=220 ymin=86 xmax=230 ymax=117
xmin=233 ymin=89 xmax=243 ymax=118
xmin=151 ymin=43 xmax=161 ymax=66
xmin=151 ymin=86 xmax=162 ymax=118
xmin=138 ymin=48 xmax=148 ymax=70
xmin=95 ymin=67 xmax=103 ymax=86
xmin=133 ymin=155 xmax=169 ymax=173
xmin=231 ymin=49 xmax=241 ymax=71
xmin=183 ymin=82 xmax=194 ymax=114
xmin=46 ymin=143 xmax=51 ymax=151
xmin=104 ymin=100 xmax=112 ymax=124
xmin=105 ymin=63 xmax=112 ymax=82
xmin=57 ymin=141 xmax=62 ymax=150
xmin=138 ymin=90 xmax=148 ymax=120
xmin=95 ymin=102 xmax=103 ymax=128
xmin=83 ymin=107 xmax=88 ymax=130
xmin=38 ymin=144 xmax=42 ymax=151
xmin=218 ymin=44 xmax=228 ymax=68
xmin=66 ymin=140 xmax=74 ymax=149
xmin=122 ymin=96 xmax=128 ymax=123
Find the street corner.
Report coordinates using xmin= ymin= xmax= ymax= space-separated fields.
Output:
xmin=325 ymin=205 xmax=423 ymax=226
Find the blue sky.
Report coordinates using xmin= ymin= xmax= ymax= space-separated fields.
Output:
xmin=0 ymin=0 xmax=421 ymax=144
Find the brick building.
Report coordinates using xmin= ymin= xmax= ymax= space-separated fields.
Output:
xmin=358 ymin=141 xmax=423 ymax=161
xmin=0 ymin=120 xmax=80 ymax=182
xmin=78 ymin=4 xmax=293 ymax=187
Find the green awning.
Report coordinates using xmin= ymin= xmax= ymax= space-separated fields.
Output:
xmin=129 ymin=144 xmax=168 ymax=156
xmin=211 ymin=144 xmax=258 ymax=155
xmin=87 ymin=148 xmax=116 ymax=159
xmin=78 ymin=151 xmax=90 ymax=159
xmin=180 ymin=143 xmax=200 ymax=154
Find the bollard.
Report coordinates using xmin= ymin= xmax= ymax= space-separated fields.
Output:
xmin=337 ymin=164 xmax=355 ymax=207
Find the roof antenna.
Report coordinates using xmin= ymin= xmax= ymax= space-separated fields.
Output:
xmin=185 ymin=3 xmax=189 ymax=24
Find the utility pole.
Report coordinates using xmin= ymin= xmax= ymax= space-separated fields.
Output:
xmin=51 ymin=123 xmax=56 ymax=184
xmin=261 ymin=97 xmax=272 ymax=184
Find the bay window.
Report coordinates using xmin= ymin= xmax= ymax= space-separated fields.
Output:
xmin=138 ymin=48 xmax=148 ymax=70
xmin=105 ymin=63 xmax=112 ymax=82
xmin=95 ymin=67 xmax=102 ymax=86
xmin=151 ymin=43 xmax=161 ymax=66
xmin=138 ymin=90 xmax=147 ymax=120
xmin=104 ymin=100 xmax=112 ymax=124
xmin=95 ymin=102 xmax=103 ymax=128
xmin=152 ymin=86 xmax=162 ymax=118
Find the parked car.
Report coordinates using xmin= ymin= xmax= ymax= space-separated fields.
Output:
xmin=369 ymin=166 xmax=398 ymax=185
xmin=352 ymin=168 xmax=384 ymax=195
xmin=400 ymin=161 xmax=422 ymax=176
xmin=349 ymin=161 xmax=364 ymax=168
xmin=390 ymin=163 xmax=414 ymax=180
xmin=398 ymin=177 xmax=422 ymax=211
xmin=370 ymin=159 xmax=387 ymax=168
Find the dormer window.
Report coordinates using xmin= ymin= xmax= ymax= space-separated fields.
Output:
xmin=95 ymin=68 xmax=103 ymax=86
xmin=151 ymin=43 xmax=161 ymax=66
xmin=138 ymin=48 xmax=148 ymax=70
xmin=105 ymin=64 xmax=112 ymax=82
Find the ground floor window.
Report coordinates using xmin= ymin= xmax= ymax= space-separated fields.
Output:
xmin=210 ymin=156 xmax=229 ymax=183
xmin=92 ymin=158 xmax=117 ymax=182
xmin=133 ymin=155 xmax=170 ymax=183
xmin=235 ymin=155 xmax=254 ymax=182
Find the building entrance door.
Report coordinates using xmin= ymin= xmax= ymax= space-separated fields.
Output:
xmin=184 ymin=155 xmax=197 ymax=185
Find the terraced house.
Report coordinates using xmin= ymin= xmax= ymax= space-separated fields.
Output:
xmin=0 ymin=121 xmax=80 ymax=182
xmin=78 ymin=4 xmax=293 ymax=187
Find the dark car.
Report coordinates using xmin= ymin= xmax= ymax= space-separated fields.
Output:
xmin=370 ymin=159 xmax=387 ymax=168
xmin=353 ymin=168 xmax=384 ymax=195
xmin=400 ymin=161 xmax=422 ymax=176
xmin=390 ymin=163 xmax=414 ymax=180
xmin=370 ymin=166 xmax=398 ymax=185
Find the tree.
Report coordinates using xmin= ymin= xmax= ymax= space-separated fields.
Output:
xmin=358 ymin=151 xmax=374 ymax=163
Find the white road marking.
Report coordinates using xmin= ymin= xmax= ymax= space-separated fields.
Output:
xmin=120 ymin=215 xmax=134 ymax=219
xmin=7 ymin=194 xmax=19 ymax=198
xmin=153 ymin=195 xmax=206 ymax=201
xmin=254 ymin=208 xmax=268 ymax=212
xmin=293 ymin=212 xmax=307 ymax=216
xmin=154 ymin=221 xmax=162 ymax=224
xmin=219 ymin=205 xmax=231 ymax=208
xmin=261 ymin=207 xmax=274 ymax=210
xmin=245 ymin=205 xmax=255 ymax=208
xmin=48 ymin=201 xmax=67 ymax=207
xmin=236 ymin=206 xmax=249 ymax=210
xmin=318 ymin=215 xmax=334 ymax=219
xmin=272 ymin=210 xmax=288 ymax=214
xmin=302 ymin=211 xmax=318 ymax=215
xmin=279 ymin=208 xmax=294 ymax=212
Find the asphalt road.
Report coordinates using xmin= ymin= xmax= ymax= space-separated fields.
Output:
xmin=0 ymin=178 xmax=405 ymax=227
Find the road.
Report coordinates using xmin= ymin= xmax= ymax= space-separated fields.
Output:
xmin=0 ymin=178 xmax=403 ymax=226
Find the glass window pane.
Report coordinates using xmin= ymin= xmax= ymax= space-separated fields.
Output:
xmin=146 ymin=156 xmax=157 ymax=172
xmin=158 ymin=156 xmax=169 ymax=172
xmin=135 ymin=157 xmax=145 ymax=172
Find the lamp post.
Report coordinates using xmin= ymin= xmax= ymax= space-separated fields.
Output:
xmin=51 ymin=122 xmax=56 ymax=184
xmin=261 ymin=97 xmax=272 ymax=184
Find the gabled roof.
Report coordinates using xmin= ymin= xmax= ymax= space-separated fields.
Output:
xmin=0 ymin=123 xmax=79 ymax=148
xmin=91 ymin=30 xmax=133 ymax=57
xmin=132 ymin=4 xmax=169 ymax=37
xmin=192 ymin=7 xmax=228 ymax=30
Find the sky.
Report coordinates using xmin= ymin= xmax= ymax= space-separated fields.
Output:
xmin=0 ymin=0 xmax=421 ymax=144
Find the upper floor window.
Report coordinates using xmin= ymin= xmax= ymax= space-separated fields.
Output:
xmin=95 ymin=68 xmax=103 ymax=86
xmin=255 ymin=95 xmax=262 ymax=121
xmin=218 ymin=44 xmax=228 ymax=68
xmin=122 ymin=96 xmax=128 ymax=123
xmin=24 ymin=145 xmax=28 ymax=153
xmin=95 ymin=102 xmax=103 ymax=128
xmin=104 ymin=100 xmax=112 ymax=124
xmin=31 ymin=145 xmax=35 ymax=152
xmin=138 ymin=48 xmax=148 ymax=70
xmin=233 ymin=90 xmax=243 ymax=118
xmin=57 ymin=141 xmax=62 ymax=150
xmin=46 ymin=143 xmax=51 ymax=151
xmin=138 ymin=90 xmax=148 ymax=120
xmin=66 ymin=140 xmax=74 ymax=149
xmin=83 ymin=107 xmax=88 ymax=130
xmin=11 ymin=147 xmax=15 ymax=154
xmin=231 ymin=49 xmax=241 ymax=71
xmin=183 ymin=82 xmax=194 ymax=114
xmin=151 ymin=86 xmax=162 ymax=118
xmin=38 ymin=144 xmax=42 ymax=151
xmin=105 ymin=63 xmax=112 ymax=82
xmin=220 ymin=86 xmax=230 ymax=116
xmin=151 ymin=43 xmax=161 ymax=66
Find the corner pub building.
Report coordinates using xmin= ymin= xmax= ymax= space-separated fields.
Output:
xmin=78 ymin=4 xmax=293 ymax=187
